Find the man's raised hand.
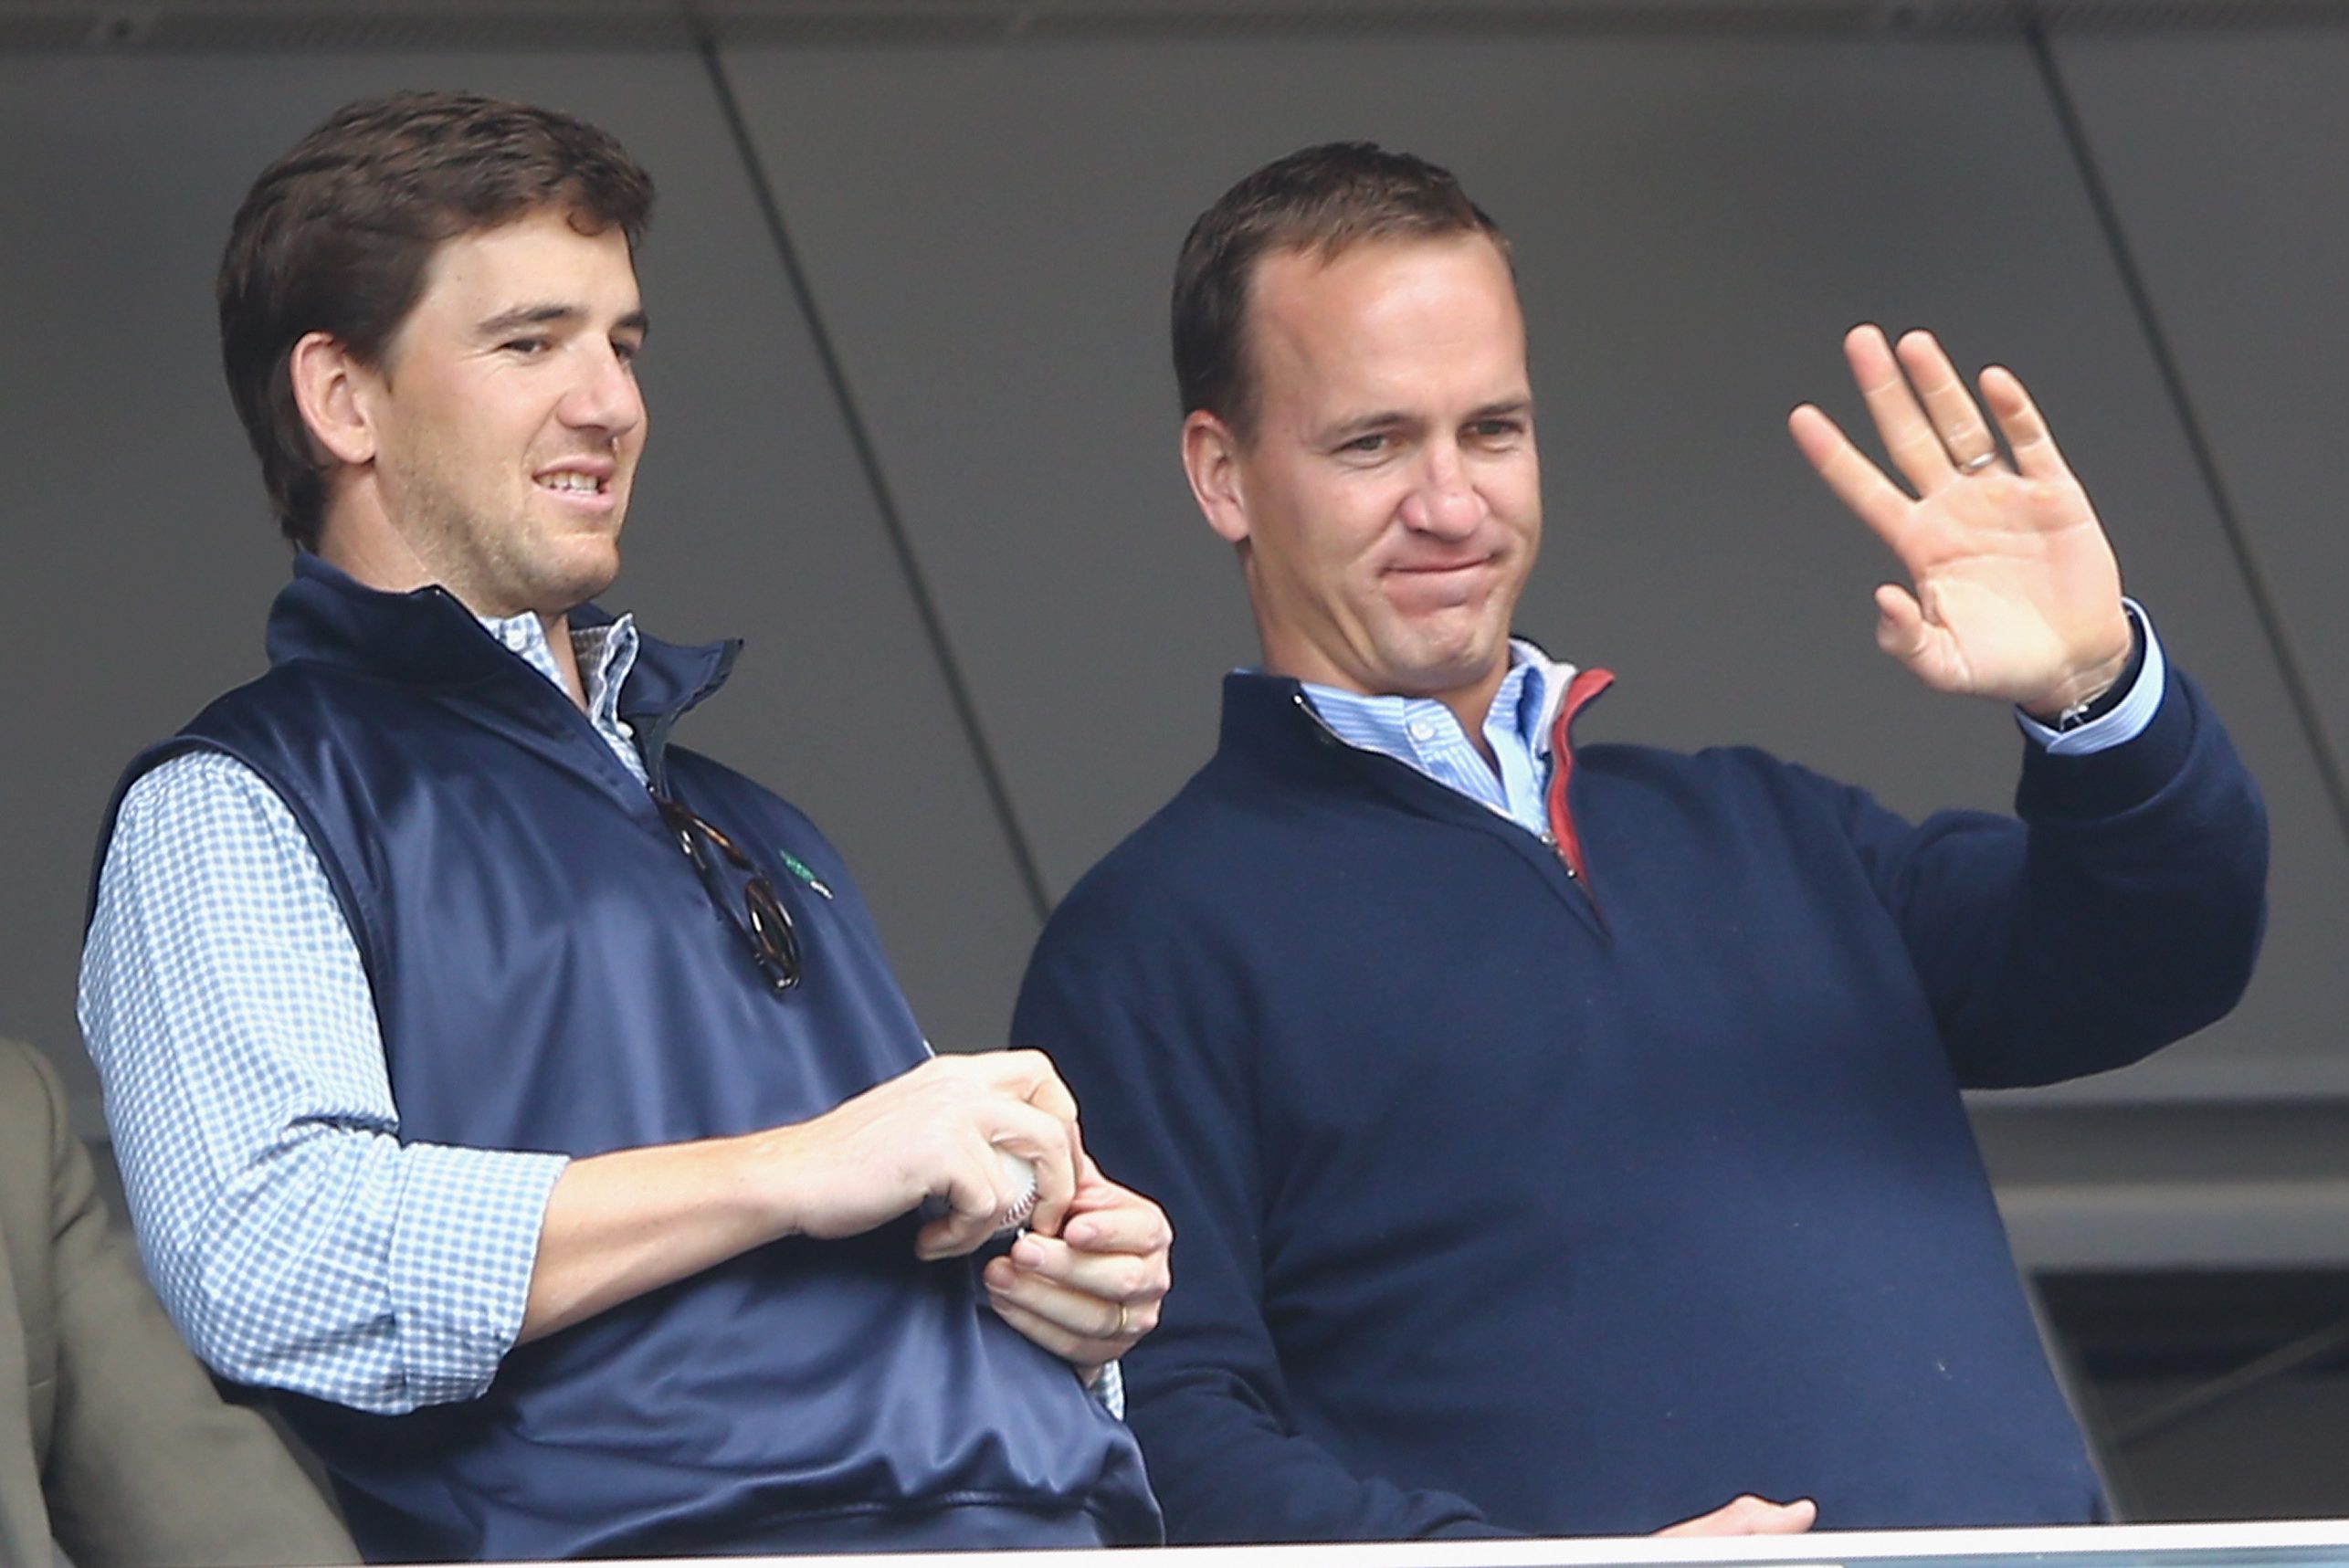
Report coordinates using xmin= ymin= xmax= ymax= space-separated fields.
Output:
xmin=1788 ymin=324 xmax=2133 ymax=720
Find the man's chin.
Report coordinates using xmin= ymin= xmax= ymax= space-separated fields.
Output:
xmin=1424 ymin=617 xmax=1512 ymax=669
xmin=1379 ymin=639 xmax=1512 ymax=703
xmin=534 ymin=545 xmax=624 ymax=615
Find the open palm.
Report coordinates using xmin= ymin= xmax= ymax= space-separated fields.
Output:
xmin=1788 ymin=325 xmax=2133 ymax=719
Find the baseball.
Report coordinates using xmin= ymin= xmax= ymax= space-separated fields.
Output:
xmin=994 ymin=1148 xmax=1038 ymax=1234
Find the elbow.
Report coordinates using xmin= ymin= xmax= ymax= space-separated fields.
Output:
xmin=2187 ymin=750 xmax=2272 ymax=1028
xmin=163 ymin=1179 xmax=436 ymax=1415
xmin=184 ymin=1265 xmax=432 ymax=1415
xmin=2153 ymin=810 xmax=2269 ymax=1044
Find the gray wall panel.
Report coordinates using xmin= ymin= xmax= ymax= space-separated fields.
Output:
xmin=5 ymin=55 xmax=291 ymax=1102
xmin=723 ymin=44 xmax=1258 ymax=906
xmin=2053 ymin=25 xmax=2349 ymax=1094
xmin=725 ymin=28 xmax=2345 ymax=1099
xmin=0 ymin=49 xmax=1038 ymax=1103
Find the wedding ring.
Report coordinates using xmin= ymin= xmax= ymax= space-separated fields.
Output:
xmin=1958 ymin=450 xmax=1997 ymax=475
xmin=1115 ymin=1302 xmax=1131 ymax=1338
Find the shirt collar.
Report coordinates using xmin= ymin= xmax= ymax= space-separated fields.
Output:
xmin=475 ymin=608 xmax=641 ymax=731
xmin=1294 ymin=638 xmax=1577 ymax=762
xmin=1517 ymin=640 xmax=1576 ymax=763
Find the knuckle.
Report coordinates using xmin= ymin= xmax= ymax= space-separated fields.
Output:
xmin=1000 ymin=1047 xmax=1053 ymax=1081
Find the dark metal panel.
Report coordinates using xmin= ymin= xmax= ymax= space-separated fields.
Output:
xmin=13 ymin=0 xmax=2349 ymax=55
xmin=722 ymin=25 xmax=2349 ymax=1100
xmin=0 ymin=48 xmax=1041 ymax=1090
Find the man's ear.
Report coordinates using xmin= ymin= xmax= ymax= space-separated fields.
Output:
xmin=288 ymin=331 xmax=379 ymax=468
xmin=1183 ymin=409 xmax=1253 ymax=547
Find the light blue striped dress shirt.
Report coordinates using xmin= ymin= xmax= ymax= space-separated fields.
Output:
xmin=1299 ymin=609 xmax=2167 ymax=839
xmin=1301 ymin=642 xmax=1571 ymax=839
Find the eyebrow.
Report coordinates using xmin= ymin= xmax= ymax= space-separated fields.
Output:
xmin=474 ymin=303 xmax=651 ymax=339
xmin=1318 ymin=396 xmax=1534 ymax=445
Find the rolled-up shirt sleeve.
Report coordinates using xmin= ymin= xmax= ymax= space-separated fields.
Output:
xmin=79 ymin=750 xmax=566 ymax=1414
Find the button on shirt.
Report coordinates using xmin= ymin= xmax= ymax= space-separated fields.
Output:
xmin=1301 ymin=643 xmax=1572 ymax=839
xmin=79 ymin=610 xmax=642 ymax=1412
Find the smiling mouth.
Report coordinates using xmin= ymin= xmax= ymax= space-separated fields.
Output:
xmin=536 ymin=471 xmax=608 ymax=497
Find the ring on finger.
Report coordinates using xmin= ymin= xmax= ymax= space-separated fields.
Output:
xmin=1114 ymin=1302 xmax=1131 ymax=1338
xmin=1957 ymin=450 xmax=1997 ymax=475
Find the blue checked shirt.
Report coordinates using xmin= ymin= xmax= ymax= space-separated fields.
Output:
xmin=82 ymin=607 xmax=1122 ymax=1419
xmin=1300 ymin=608 xmax=2167 ymax=842
xmin=79 ymin=611 xmax=640 ymax=1413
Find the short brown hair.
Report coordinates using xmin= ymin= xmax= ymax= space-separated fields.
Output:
xmin=218 ymin=90 xmax=655 ymax=549
xmin=1172 ymin=142 xmax=1509 ymax=443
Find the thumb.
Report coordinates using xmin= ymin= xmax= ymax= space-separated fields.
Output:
xmin=1656 ymin=1495 xmax=1817 ymax=1537
xmin=1874 ymin=583 xmax=1929 ymax=664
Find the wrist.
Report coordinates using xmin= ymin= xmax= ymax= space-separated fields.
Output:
xmin=2019 ymin=608 xmax=2139 ymax=724
xmin=730 ymin=1124 xmax=814 ymax=1241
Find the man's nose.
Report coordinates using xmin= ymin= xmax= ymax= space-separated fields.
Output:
xmin=561 ymin=343 xmax=645 ymax=439
xmin=1398 ymin=442 xmax=1484 ymax=537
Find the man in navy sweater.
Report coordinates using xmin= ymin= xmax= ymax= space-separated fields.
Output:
xmin=1014 ymin=142 xmax=2266 ymax=1542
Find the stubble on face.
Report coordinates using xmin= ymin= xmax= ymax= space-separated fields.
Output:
xmin=1226 ymin=233 xmax=1541 ymax=722
xmin=359 ymin=208 xmax=648 ymax=620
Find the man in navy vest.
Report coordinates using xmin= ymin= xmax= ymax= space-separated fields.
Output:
xmin=80 ymin=91 xmax=1165 ymax=1560
xmin=1014 ymin=143 xmax=2266 ymax=1541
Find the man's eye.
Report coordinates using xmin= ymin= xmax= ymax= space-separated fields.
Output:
xmin=1468 ymin=419 xmax=1524 ymax=443
xmin=1339 ymin=433 xmax=1389 ymax=456
xmin=613 ymin=338 xmax=642 ymax=365
xmin=500 ymin=337 xmax=550 ymax=357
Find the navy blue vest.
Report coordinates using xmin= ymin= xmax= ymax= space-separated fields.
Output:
xmin=109 ymin=557 xmax=1159 ymax=1561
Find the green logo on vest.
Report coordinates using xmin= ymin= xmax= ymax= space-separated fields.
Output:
xmin=778 ymin=849 xmax=834 ymax=900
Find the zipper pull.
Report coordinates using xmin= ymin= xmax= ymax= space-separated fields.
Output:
xmin=1539 ymin=828 xmax=1577 ymax=879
